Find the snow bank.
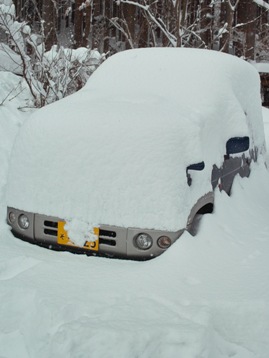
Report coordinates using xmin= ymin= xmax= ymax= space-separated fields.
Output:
xmin=6 ymin=48 xmax=265 ymax=231
xmin=0 ymin=71 xmax=33 ymax=220
xmin=262 ymin=106 xmax=269 ymax=165
xmin=262 ymin=106 xmax=269 ymax=144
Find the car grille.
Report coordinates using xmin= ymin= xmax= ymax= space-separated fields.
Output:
xmin=99 ymin=229 xmax=117 ymax=246
xmin=43 ymin=220 xmax=117 ymax=246
xmin=44 ymin=220 xmax=57 ymax=236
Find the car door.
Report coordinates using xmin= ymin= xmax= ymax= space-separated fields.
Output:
xmin=211 ymin=136 xmax=250 ymax=195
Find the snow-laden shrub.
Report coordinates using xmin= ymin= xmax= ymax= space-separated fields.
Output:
xmin=0 ymin=2 xmax=103 ymax=107
xmin=27 ymin=43 xmax=103 ymax=107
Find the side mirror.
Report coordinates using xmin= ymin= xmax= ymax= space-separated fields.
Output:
xmin=186 ymin=161 xmax=205 ymax=186
xmin=187 ymin=162 xmax=205 ymax=171
xmin=226 ymin=136 xmax=249 ymax=156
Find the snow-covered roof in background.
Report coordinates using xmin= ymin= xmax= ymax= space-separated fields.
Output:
xmin=252 ymin=61 xmax=269 ymax=74
xmin=253 ymin=0 xmax=269 ymax=10
xmin=6 ymin=48 xmax=265 ymax=232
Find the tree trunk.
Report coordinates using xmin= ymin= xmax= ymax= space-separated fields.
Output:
xmin=74 ymin=0 xmax=84 ymax=48
xmin=82 ymin=3 xmax=92 ymax=48
xmin=200 ymin=0 xmax=212 ymax=48
xmin=103 ymin=0 xmax=112 ymax=52
xmin=42 ymin=0 xmax=57 ymax=51
xmin=255 ymin=5 xmax=269 ymax=61
xmin=137 ymin=10 xmax=148 ymax=47
xmin=175 ymin=0 xmax=181 ymax=47
xmin=219 ymin=0 xmax=234 ymax=53
xmin=13 ymin=0 xmax=22 ymax=20
xmin=122 ymin=2 xmax=136 ymax=49
xmin=237 ymin=0 xmax=257 ymax=60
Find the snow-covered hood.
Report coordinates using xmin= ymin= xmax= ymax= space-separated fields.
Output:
xmin=6 ymin=48 xmax=265 ymax=231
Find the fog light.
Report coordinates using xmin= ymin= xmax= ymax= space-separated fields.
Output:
xmin=9 ymin=212 xmax=16 ymax=223
xmin=157 ymin=236 xmax=172 ymax=249
xmin=134 ymin=233 xmax=153 ymax=250
xmin=18 ymin=214 xmax=30 ymax=229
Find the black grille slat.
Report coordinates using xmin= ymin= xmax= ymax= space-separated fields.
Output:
xmin=44 ymin=220 xmax=58 ymax=228
xmin=44 ymin=228 xmax=57 ymax=236
xmin=99 ymin=238 xmax=116 ymax=246
xmin=99 ymin=229 xmax=116 ymax=238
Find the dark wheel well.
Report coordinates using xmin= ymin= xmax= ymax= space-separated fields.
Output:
xmin=188 ymin=203 xmax=214 ymax=236
xmin=196 ymin=203 xmax=214 ymax=215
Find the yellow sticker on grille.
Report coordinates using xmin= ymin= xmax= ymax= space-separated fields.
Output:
xmin=57 ymin=221 xmax=99 ymax=251
xmin=57 ymin=221 xmax=70 ymax=245
xmin=84 ymin=227 xmax=99 ymax=251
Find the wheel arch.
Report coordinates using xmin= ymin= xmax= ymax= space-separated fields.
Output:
xmin=186 ymin=192 xmax=214 ymax=232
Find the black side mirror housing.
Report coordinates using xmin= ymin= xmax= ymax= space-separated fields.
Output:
xmin=226 ymin=136 xmax=249 ymax=156
xmin=186 ymin=161 xmax=205 ymax=186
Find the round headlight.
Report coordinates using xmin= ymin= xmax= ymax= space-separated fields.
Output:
xmin=18 ymin=214 xmax=30 ymax=229
xmin=9 ymin=211 xmax=16 ymax=223
xmin=134 ymin=233 xmax=153 ymax=250
xmin=157 ymin=236 xmax=172 ymax=249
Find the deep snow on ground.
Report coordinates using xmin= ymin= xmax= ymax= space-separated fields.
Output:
xmin=1 ymin=71 xmax=269 ymax=357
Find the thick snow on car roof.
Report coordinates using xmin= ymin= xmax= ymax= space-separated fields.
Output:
xmin=6 ymin=48 xmax=265 ymax=231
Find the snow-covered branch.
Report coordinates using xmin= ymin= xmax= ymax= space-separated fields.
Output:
xmin=79 ymin=0 xmax=92 ymax=11
xmin=115 ymin=0 xmax=177 ymax=46
xmin=109 ymin=17 xmax=134 ymax=49
xmin=227 ymin=0 xmax=240 ymax=12
xmin=0 ymin=1 xmax=103 ymax=107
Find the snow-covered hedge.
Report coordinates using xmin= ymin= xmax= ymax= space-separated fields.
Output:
xmin=0 ymin=1 xmax=103 ymax=107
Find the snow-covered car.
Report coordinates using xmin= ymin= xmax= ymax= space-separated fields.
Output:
xmin=6 ymin=48 xmax=266 ymax=260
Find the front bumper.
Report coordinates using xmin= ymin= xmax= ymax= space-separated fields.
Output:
xmin=7 ymin=207 xmax=184 ymax=260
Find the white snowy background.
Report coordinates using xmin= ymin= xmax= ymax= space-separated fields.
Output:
xmin=1 ymin=68 xmax=269 ymax=357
